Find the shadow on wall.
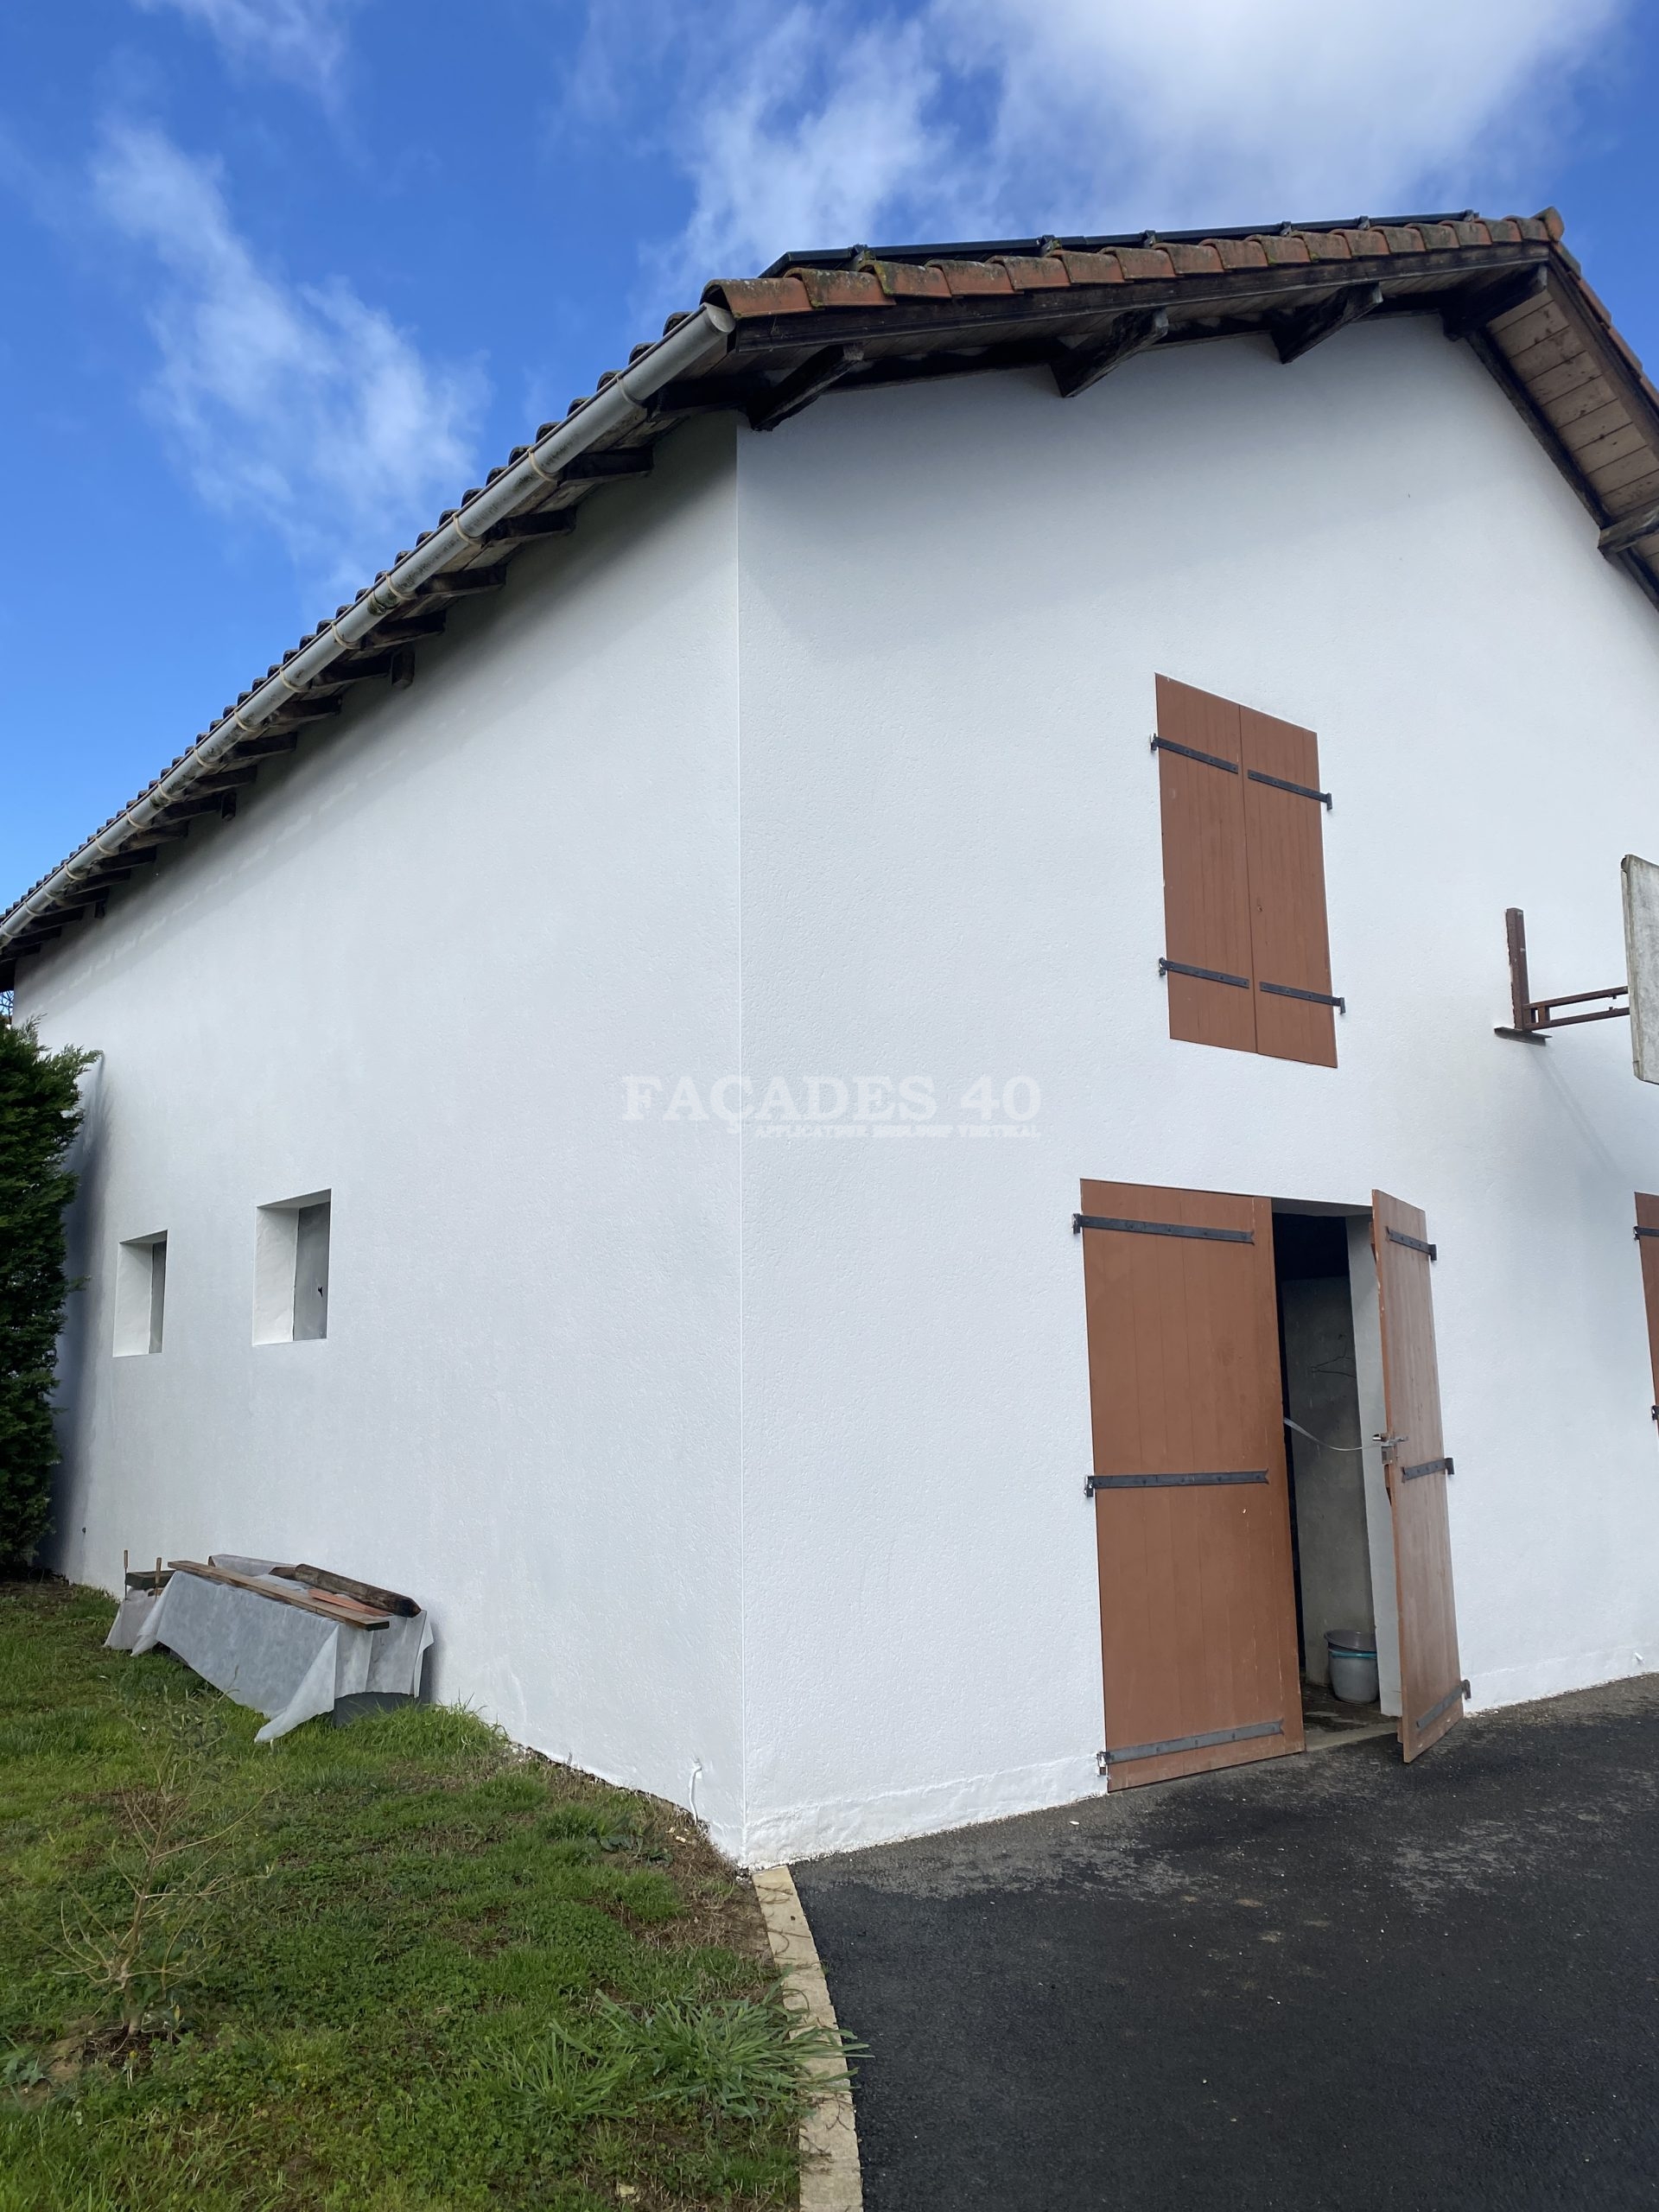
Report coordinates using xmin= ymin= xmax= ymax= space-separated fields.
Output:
xmin=48 ymin=1052 xmax=106 ymax=1577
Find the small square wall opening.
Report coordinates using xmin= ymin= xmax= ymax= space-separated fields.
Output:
xmin=114 ymin=1234 xmax=167 ymax=1357
xmin=254 ymin=1192 xmax=331 ymax=1344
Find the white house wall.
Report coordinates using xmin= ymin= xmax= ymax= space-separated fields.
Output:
xmin=25 ymin=316 xmax=1659 ymax=1871
xmin=732 ymin=316 xmax=1659 ymax=1862
xmin=23 ymin=418 xmax=748 ymax=1843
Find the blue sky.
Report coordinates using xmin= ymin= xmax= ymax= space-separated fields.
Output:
xmin=4 ymin=0 xmax=1658 ymax=905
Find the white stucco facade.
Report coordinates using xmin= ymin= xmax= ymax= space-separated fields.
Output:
xmin=21 ymin=315 xmax=1659 ymax=1863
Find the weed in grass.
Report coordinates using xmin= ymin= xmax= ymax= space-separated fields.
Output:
xmin=499 ymin=1994 xmax=859 ymax=2128
xmin=54 ymin=1708 xmax=269 ymax=2045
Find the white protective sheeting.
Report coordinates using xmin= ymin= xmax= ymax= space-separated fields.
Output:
xmin=1623 ymin=855 xmax=1659 ymax=1084
xmin=105 ymin=1555 xmax=430 ymax=1740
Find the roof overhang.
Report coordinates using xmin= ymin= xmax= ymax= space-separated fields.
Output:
xmin=7 ymin=209 xmax=1655 ymax=987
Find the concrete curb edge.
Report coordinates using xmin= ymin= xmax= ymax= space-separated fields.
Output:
xmin=753 ymin=1864 xmax=864 ymax=2212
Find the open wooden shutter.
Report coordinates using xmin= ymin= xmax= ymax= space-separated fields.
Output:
xmin=1372 ymin=1191 xmax=1466 ymax=1761
xmin=1154 ymin=677 xmax=1256 ymax=1055
xmin=1635 ymin=1194 xmax=1659 ymax=1423
xmin=1154 ymin=676 xmax=1337 ymax=1066
xmin=1240 ymin=706 xmax=1338 ymax=1068
xmin=1080 ymin=1179 xmax=1302 ymax=1787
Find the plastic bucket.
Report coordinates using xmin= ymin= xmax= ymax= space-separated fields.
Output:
xmin=1325 ymin=1628 xmax=1379 ymax=1706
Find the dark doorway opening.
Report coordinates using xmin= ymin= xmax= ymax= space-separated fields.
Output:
xmin=1272 ymin=1211 xmax=1389 ymax=1747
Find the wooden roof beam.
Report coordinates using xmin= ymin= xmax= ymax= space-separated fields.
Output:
xmin=1601 ymin=499 xmax=1659 ymax=558
xmin=1052 ymin=308 xmax=1169 ymax=398
xmin=647 ymin=374 xmax=750 ymax=415
xmin=270 ymin=696 xmax=343 ymax=725
xmin=1270 ymin=282 xmax=1382 ymax=365
xmin=363 ymin=613 xmax=448 ymax=645
xmin=748 ymin=344 xmax=867 ymax=430
xmin=1441 ymin=263 xmax=1548 ymax=342
xmin=327 ymin=649 xmax=416 ymax=683
xmin=417 ymin=564 xmax=510 ymax=598
xmin=483 ymin=510 xmax=576 ymax=547
xmin=155 ymin=770 xmax=255 ymax=822
xmin=562 ymin=448 xmax=653 ymax=479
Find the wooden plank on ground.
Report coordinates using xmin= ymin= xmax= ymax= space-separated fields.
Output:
xmin=169 ymin=1560 xmax=391 ymax=1629
xmin=273 ymin=1562 xmax=420 ymax=1617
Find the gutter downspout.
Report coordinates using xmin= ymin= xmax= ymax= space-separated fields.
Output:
xmin=3 ymin=302 xmax=735 ymax=950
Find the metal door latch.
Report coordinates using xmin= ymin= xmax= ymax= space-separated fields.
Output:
xmin=1376 ymin=1433 xmax=1406 ymax=1462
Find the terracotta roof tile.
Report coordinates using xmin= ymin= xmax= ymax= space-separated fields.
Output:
xmin=1052 ymin=249 xmax=1126 ymax=284
xmin=1167 ymin=240 xmax=1226 ymax=274
xmin=786 ymin=267 xmax=891 ymax=309
xmin=1258 ymin=233 xmax=1313 ymax=265
xmin=1111 ymin=245 xmax=1176 ymax=281
xmin=868 ymin=258 xmax=952 ymax=300
xmin=931 ymin=259 xmax=1015 ymax=296
xmin=1212 ymin=236 xmax=1270 ymax=270
xmin=712 ymin=276 xmax=814 ymax=316
xmin=992 ymin=255 xmax=1071 ymax=289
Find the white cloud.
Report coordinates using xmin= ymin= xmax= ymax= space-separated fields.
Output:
xmin=617 ymin=0 xmax=1627 ymax=286
xmin=938 ymin=0 xmax=1628 ymax=235
xmin=670 ymin=8 xmax=953 ymax=277
xmin=134 ymin=0 xmax=361 ymax=102
xmin=91 ymin=123 xmax=482 ymax=590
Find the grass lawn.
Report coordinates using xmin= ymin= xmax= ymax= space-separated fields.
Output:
xmin=0 ymin=1578 xmax=822 ymax=2211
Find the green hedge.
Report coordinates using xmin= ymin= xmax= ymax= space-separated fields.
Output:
xmin=0 ymin=1019 xmax=92 ymax=1566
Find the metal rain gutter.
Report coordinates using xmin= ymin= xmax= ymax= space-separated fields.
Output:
xmin=0 ymin=301 xmax=736 ymax=958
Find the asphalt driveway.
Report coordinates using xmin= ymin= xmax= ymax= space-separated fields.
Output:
xmin=794 ymin=1679 xmax=1659 ymax=2211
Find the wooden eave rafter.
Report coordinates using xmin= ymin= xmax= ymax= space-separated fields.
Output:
xmin=9 ymin=219 xmax=1659 ymax=993
xmin=662 ymin=238 xmax=1659 ymax=615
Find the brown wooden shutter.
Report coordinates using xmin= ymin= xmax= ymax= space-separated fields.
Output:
xmin=1154 ymin=677 xmax=1337 ymax=1067
xmin=1634 ymin=1193 xmax=1659 ymax=1420
xmin=1241 ymin=707 xmax=1338 ymax=1068
xmin=1154 ymin=677 xmax=1256 ymax=1055
xmin=1080 ymin=1179 xmax=1303 ymax=1787
xmin=1371 ymin=1191 xmax=1465 ymax=1761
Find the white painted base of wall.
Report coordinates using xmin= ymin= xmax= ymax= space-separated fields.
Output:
xmin=749 ymin=1653 xmax=1659 ymax=1866
xmin=741 ymin=1751 xmax=1105 ymax=1869
xmin=1469 ymin=1649 xmax=1656 ymax=1713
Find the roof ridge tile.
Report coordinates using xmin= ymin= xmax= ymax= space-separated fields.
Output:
xmin=989 ymin=254 xmax=1070 ymax=289
xmin=1211 ymin=236 xmax=1270 ymax=269
xmin=929 ymin=258 xmax=1015 ymax=296
xmin=868 ymin=258 xmax=951 ymax=300
xmin=1113 ymin=245 xmax=1177 ymax=280
xmin=1052 ymin=249 xmax=1126 ymax=283
xmin=786 ymin=267 xmax=890 ymax=308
